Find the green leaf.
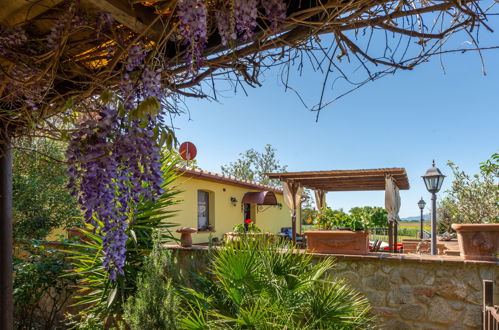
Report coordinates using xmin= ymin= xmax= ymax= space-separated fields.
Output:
xmin=137 ymin=97 xmax=161 ymax=118
xmin=100 ymin=89 xmax=114 ymax=104
xmin=107 ymin=287 xmax=117 ymax=308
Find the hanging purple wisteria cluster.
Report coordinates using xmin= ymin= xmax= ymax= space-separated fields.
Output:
xmin=177 ymin=0 xmax=287 ymax=71
xmin=67 ymin=44 xmax=164 ymax=280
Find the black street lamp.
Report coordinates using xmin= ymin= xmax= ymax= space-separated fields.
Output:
xmin=417 ymin=197 xmax=426 ymax=240
xmin=422 ymin=160 xmax=446 ymax=255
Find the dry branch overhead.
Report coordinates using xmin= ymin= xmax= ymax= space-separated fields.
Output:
xmin=0 ymin=0 xmax=496 ymax=140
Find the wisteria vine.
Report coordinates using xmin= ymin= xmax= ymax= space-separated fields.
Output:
xmin=178 ymin=0 xmax=287 ymax=71
xmin=67 ymin=44 xmax=164 ymax=280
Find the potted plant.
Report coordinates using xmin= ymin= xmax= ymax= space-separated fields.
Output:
xmin=440 ymin=154 xmax=499 ymax=260
xmin=305 ymin=207 xmax=387 ymax=255
xmin=224 ymin=219 xmax=274 ymax=246
xmin=451 ymin=223 xmax=499 ymax=261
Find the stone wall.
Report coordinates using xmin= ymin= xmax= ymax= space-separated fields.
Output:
xmin=323 ymin=254 xmax=499 ymax=329
xmin=166 ymin=245 xmax=499 ymax=329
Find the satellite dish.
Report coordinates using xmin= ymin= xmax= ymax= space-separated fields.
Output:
xmin=179 ymin=142 xmax=197 ymax=161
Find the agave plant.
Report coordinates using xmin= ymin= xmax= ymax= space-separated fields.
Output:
xmin=64 ymin=152 xmax=182 ymax=326
xmin=179 ymin=239 xmax=373 ymax=329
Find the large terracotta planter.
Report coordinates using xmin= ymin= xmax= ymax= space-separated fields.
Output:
xmin=451 ymin=224 xmax=499 ymax=261
xmin=305 ymin=230 xmax=369 ymax=255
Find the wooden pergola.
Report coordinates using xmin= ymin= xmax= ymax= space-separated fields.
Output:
xmin=267 ymin=168 xmax=410 ymax=247
xmin=267 ymin=168 xmax=410 ymax=191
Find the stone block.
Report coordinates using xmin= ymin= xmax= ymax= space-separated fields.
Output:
xmin=333 ymin=261 xmax=349 ymax=270
xmin=383 ymin=319 xmax=412 ymax=330
xmin=365 ymin=273 xmax=390 ymax=291
xmin=448 ymin=300 xmax=465 ymax=311
xmin=434 ymin=278 xmax=467 ymax=300
xmin=339 ymin=271 xmax=362 ymax=288
xmin=479 ymin=267 xmax=496 ymax=282
xmin=462 ymin=306 xmax=482 ymax=328
xmin=381 ymin=263 xmax=393 ymax=274
xmin=427 ymin=297 xmax=459 ymax=325
xmin=400 ymin=267 xmax=424 ymax=285
xmin=466 ymin=290 xmax=482 ymax=306
xmin=436 ymin=267 xmax=454 ymax=278
xmin=413 ymin=286 xmax=435 ymax=303
xmin=371 ymin=307 xmax=398 ymax=318
xmin=361 ymin=262 xmax=379 ymax=277
xmin=365 ymin=289 xmax=387 ymax=306
xmin=411 ymin=323 xmax=443 ymax=330
xmin=388 ymin=286 xmax=414 ymax=307
xmin=463 ymin=268 xmax=481 ymax=291
xmin=423 ymin=271 xmax=436 ymax=286
xmin=390 ymin=269 xmax=402 ymax=284
xmin=399 ymin=304 xmax=425 ymax=320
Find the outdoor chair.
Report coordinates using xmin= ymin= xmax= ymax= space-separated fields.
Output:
xmin=278 ymin=227 xmax=304 ymax=245
xmin=370 ymin=240 xmax=382 ymax=252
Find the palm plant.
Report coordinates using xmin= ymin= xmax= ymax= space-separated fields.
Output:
xmin=179 ymin=239 xmax=373 ymax=329
xmin=64 ymin=152 xmax=182 ymax=326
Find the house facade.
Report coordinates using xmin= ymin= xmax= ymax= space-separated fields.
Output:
xmin=172 ymin=168 xmax=294 ymax=244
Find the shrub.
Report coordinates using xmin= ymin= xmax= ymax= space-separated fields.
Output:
xmin=438 ymin=154 xmax=499 ymax=233
xmin=123 ymin=237 xmax=179 ymax=329
xmin=179 ymin=239 xmax=373 ymax=329
xmin=233 ymin=220 xmax=261 ymax=233
xmin=13 ymin=138 xmax=80 ymax=240
xmin=14 ymin=240 xmax=75 ymax=329
xmin=314 ymin=206 xmax=388 ymax=231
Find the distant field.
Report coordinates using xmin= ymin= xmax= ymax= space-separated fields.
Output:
xmin=399 ymin=221 xmax=431 ymax=231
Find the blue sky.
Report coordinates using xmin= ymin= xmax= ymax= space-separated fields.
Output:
xmin=173 ymin=23 xmax=499 ymax=218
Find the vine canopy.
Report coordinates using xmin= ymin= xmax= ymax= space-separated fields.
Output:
xmin=0 ymin=0 xmax=496 ymax=139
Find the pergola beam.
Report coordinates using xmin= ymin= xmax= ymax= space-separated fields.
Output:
xmin=86 ymin=0 xmax=162 ymax=40
xmin=267 ymin=168 xmax=410 ymax=191
xmin=0 ymin=0 xmax=65 ymax=26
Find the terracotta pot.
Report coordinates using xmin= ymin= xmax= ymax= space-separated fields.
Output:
xmin=176 ymin=227 xmax=197 ymax=247
xmin=451 ymin=224 xmax=499 ymax=261
xmin=305 ymin=230 xmax=369 ymax=255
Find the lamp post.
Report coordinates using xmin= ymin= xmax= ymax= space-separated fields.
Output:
xmin=417 ymin=197 xmax=426 ymax=240
xmin=422 ymin=160 xmax=446 ymax=255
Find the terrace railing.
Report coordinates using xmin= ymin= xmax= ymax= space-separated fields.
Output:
xmin=483 ymin=280 xmax=499 ymax=330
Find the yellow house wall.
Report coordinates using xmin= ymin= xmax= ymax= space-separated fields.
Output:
xmin=171 ymin=177 xmax=293 ymax=244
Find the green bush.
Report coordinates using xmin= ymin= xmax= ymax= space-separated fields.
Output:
xmin=233 ymin=221 xmax=261 ymax=233
xmin=314 ymin=206 xmax=388 ymax=231
xmin=179 ymin=239 xmax=373 ymax=329
xmin=14 ymin=240 xmax=76 ymax=329
xmin=13 ymin=138 xmax=80 ymax=240
xmin=438 ymin=154 xmax=499 ymax=233
xmin=123 ymin=237 xmax=179 ymax=329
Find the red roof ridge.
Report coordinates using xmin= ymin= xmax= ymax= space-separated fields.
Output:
xmin=177 ymin=166 xmax=283 ymax=194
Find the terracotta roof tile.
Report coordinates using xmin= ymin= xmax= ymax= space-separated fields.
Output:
xmin=178 ymin=167 xmax=284 ymax=194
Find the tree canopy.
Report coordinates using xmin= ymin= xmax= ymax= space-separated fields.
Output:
xmin=438 ymin=153 xmax=499 ymax=233
xmin=221 ymin=144 xmax=287 ymax=187
xmin=13 ymin=139 xmax=80 ymax=240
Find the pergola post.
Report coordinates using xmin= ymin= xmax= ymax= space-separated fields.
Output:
xmin=0 ymin=132 xmax=13 ymax=330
